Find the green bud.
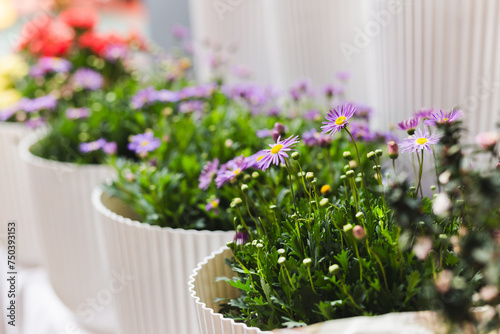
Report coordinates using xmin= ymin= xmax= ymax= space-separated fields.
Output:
xmin=252 ymin=171 xmax=260 ymax=179
xmin=329 ymin=264 xmax=340 ymax=275
xmin=256 ymin=243 xmax=264 ymax=249
xmin=310 ymin=200 xmax=317 ymax=206
xmin=231 ymin=198 xmax=243 ymax=208
xmin=340 ymin=175 xmax=347 ymax=181
xmin=344 ymin=165 xmax=351 ymax=172
xmin=236 ymin=225 xmax=244 ymax=232
xmin=367 ymin=151 xmax=376 ymax=160
xmin=306 ymin=172 xmax=315 ymax=182
xmin=319 ymin=198 xmax=329 ymax=207
xmin=241 ymin=184 xmax=249 ymax=192
xmin=409 ymin=186 xmax=416 ymax=193
xmin=343 ymin=224 xmax=353 ymax=233
xmin=278 ymin=257 xmax=286 ymax=265
xmin=226 ymin=241 xmax=234 ymax=247
xmin=375 ymin=149 xmax=383 ymax=157
xmin=303 ymin=258 xmax=312 ymax=266
xmin=297 ymin=171 xmax=305 ymax=178
xmin=291 ymin=213 xmax=298 ymax=220
xmin=346 ymin=170 xmax=355 ymax=178
xmin=355 ymin=177 xmax=362 ymax=184
xmin=311 ymin=178 xmax=318 ymax=185
xmin=291 ymin=152 xmax=300 ymax=160
xmin=430 ymin=185 xmax=436 ymax=191
xmin=343 ymin=151 xmax=352 ymax=160
xmin=269 ymin=204 xmax=277 ymax=211
xmin=243 ymin=174 xmax=251 ymax=182
xmin=277 ymin=248 xmax=285 ymax=255
xmin=355 ymin=212 xmax=364 ymax=221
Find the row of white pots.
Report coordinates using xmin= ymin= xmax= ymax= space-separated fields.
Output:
xmin=189 ymin=0 xmax=500 ymax=138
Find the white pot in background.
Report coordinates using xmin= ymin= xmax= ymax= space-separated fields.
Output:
xmin=0 ymin=122 xmax=42 ymax=267
xmin=18 ymin=130 xmax=116 ymax=333
xmin=92 ymin=187 xmax=234 ymax=334
xmin=189 ymin=247 xmax=439 ymax=334
xmin=369 ymin=0 xmax=500 ymax=137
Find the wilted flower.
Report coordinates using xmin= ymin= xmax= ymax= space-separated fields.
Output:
xmin=257 ymin=135 xmax=300 ymax=172
xmin=475 ymin=131 xmax=499 ymax=150
xmin=199 ymin=158 xmax=219 ymax=190
xmin=128 ymin=131 xmax=161 ymax=155
xmin=321 ymin=103 xmax=356 ymax=137
xmin=413 ymin=236 xmax=433 ymax=260
xmin=400 ymin=129 xmax=442 ymax=154
xmin=73 ymin=68 xmax=104 ymax=91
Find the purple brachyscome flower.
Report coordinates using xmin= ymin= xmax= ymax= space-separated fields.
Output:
xmin=80 ymin=138 xmax=107 ymax=153
xmin=104 ymin=44 xmax=128 ymax=62
xmin=349 ymin=122 xmax=376 ymax=141
xmin=231 ymin=64 xmax=253 ymax=79
xmin=0 ymin=104 xmax=20 ymax=121
xmin=323 ymin=84 xmax=342 ymax=99
xmin=304 ymin=109 xmax=321 ymax=121
xmin=336 ymin=71 xmax=351 ymax=81
xmin=321 ymin=103 xmax=356 ymax=137
xmin=102 ymin=141 xmax=117 ymax=155
xmin=131 ymin=87 xmax=158 ymax=109
xmin=397 ymin=117 xmax=420 ymax=133
xmin=30 ymin=57 xmax=72 ymax=77
xmin=215 ymin=156 xmax=248 ymax=188
xmin=179 ymin=100 xmax=204 ymax=113
xmin=66 ymin=107 xmax=90 ymax=119
xmin=256 ymin=129 xmax=271 ymax=138
xmin=26 ymin=117 xmax=46 ymax=129
xmin=128 ymin=131 xmax=161 ymax=155
xmin=424 ymin=109 xmax=463 ymax=127
xmin=257 ymin=135 xmax=300 ymax=172
xmin=353 ymin=103 xmax=373 ymax=121
xmin=205 ymin=198 xmax=220 ymax=214
xmin=302 ymin=128 xmax=331 ymax=147
xmin=414 ymin=108 xmax=435 ymax=120
xmin=244 ymin=150 xmax=267 ymax=169
xmin=73 ymin=68 xmax=104 ymax=91
xmin=157 ymin=89 xmax=180 ymax=103
xmin=20 ymin=95 xmax=58 ymax=113
xmin=400 ymin=128 xmax=442 ymax=154
xmin=199 ymin=158 xmax=219 ymax=190
xmin=234 ymin=231 xmax=250 ymax=246
xmin=179 ymin=83 xmax=216 ymax=99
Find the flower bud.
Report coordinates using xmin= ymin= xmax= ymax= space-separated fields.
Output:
xmin=343 ymin=151 xmax=352 ymax=160
xmin=274 ymin=122 xmax=286 ymax=135
xmin=252 ymin=171 xmax=260 ymax=179
xmin=344 ymin=165 xmax=351 ymax=172
xmin=355 ymin=177 xmax=362 ymax=184
xmin=349 ymin=160 xmax=357 ymax=169
xmin=278 ymin=257 xmax=286 ymax=265
xmin=291 ymin=152 xmax=300 ymax=160
xmin=230 ymin=198 xmax=243 ymax=208
xmin=277 ymin=248 xmax=285 ymax=255
xmin=340 ymin=175 xmax=346 ymax=181
xmin=243 ymin=174 xmax=251 ymax=182
xmin=241 ymin=184 xmax=249 ymax=192
xmin=353 ymin=225 xmax=366 ymax=240
xmin=256 ymin=243 xmax=264 ymax=249
xmin=329 ymin=264 xmax=340 ymax=275
xmin=272 ymin=129 xmax=280 ymax=143
xmin=319 ymin=198 xmax=329 ymax=207
xmin=226 ymin=241 xmax=234 ymax=247
xmin=303 ymin=258 xmax=312 ymax=266
xmin=306 ymin=172 xmax=315 ymax=182
xmin=475 ymin=132 xmax=498 ymax=151
xmin=367 ymin=151 xmax=376 ymax=161
xmin=320 ymin=185 xmax=331 ymax=195
xmin=291 ymin=213 xmax=298 ymax=220
xmin=375 ymin=149 xmax=383 ymax=157
xmin=343 ymin=224 xmax=353 ymax=233
xmin=430 ymin=185 xmax=436 ymax=191
xmin=355 ymin=212 xmax=364 ymax=221
xmin=311 ymin=178 xmax=317 ymax=185
xmin=269 ymin=204 xmax=277 ymax=211
xmin=346 ymin=170 xmax=355 ymax=178
xmin=387 ymin=141 xmax=399 ymax=159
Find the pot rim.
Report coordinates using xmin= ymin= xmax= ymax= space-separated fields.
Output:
xmin=92 ymin=185 xmax=236 ymax=236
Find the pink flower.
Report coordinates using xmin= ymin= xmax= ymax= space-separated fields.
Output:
xmin=352 ymin=225 xmax=366 ymax=240
xmin=413 ymin=236 xmax=433 ymax=260
xmin=475 ymin=131 xmax=498 ymax=150
xmin=435 ymin=270 xmax=453 ymax=293
xmin=479 ymin=285 xmax=499 ymax=302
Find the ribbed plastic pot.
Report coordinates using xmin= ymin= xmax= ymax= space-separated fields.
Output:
xmin=369 ymin=0 xmax=500 ymax=137
xmin=92 ymin=186 xmax=235 ymax=334
xmin=0 ymin=122 xmax=42 ymax=267
xmin=189 ymin=247 xmax=441 ymax=334
xmin=188 ymin=246 xmax=270 ymax=334
xmin=18 ymin=130 xmax=117 ymax=333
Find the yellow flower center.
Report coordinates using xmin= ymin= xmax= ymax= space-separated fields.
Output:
xmin=416 ymin=138 xmax=428 ymax=145
xmin=335 ymin=116 xmax=347 ymax=125
xmin=438 ymin=118 xmax=449 ymax=123
xmin=232 ymin=168 xmax=241 ymax=175
xmin=211 ymin=200 xmax=219 ymax=208
xmin=321 ymin=185 xmax=331 ymax=194
xmin=140 ymin=140 xmax=149 ymax=146
xmin=257 ymin=155 xmax=265 ymax=162
xmin=271 ymin=144 xmax=283 ymax=154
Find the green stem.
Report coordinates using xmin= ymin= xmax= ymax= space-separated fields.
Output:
xmin=284 ymin=159 xmax=298 ymax=212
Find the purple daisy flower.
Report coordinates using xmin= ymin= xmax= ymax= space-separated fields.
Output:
xmin=128 ymin=132 xmax=161 ymax=155
xmin=156 ymin=89 xmax=180 ymax=103
xmin=414 ymin=108 xmax=435 ymax=120
xmin=205 ymin=198 xmax=220 ymax=214
xmin=233 ymin=231 xmax=250 ymax=246
xmin=244 ymin=150 xmax=267 ymax=169
xmin=304 ymin=109 xmax=321 ymax=121
xmin=323 ymin=84 xmax=342 ymax=99
xmin=131 ymin=87 xmax=158 ymax=109
xmin=104 ymin=44 xmax=128 ymax=62
xmin=397 ymin=117 xmax=420 ymax=134
xmin=302 ymin=128 xmax=320 ymax=146
xmin=257 ymin=135 xmax=300 ymax=172
xmin=80 ymin=138 xmax=107 ymax=153
xmin=102 ymin=141 xmax=117 ymax=155
xmin=20 ymin=95 xmax=58 ymax=113
xmin=321 ymin=103 xmax=356 ymax=137
xmin=30 ymin=57 xmax=72 ymax=77
xmin=336 ymin=71 xmax=351 ymax=81
xmin=73 ymin=68 xmax=104 ymax=91
xmin=0 ymin=104 xmax=20 ymax=121
xmin=424 ymin=109 xmax=463 ymax=127
xmin=400 ymin=128 xmax=443 ymax=154
xmin=353 ymin=103 xmax=373 ymax=121
xmin=66 ymin=107 xmax=90 ymax=119
xmin=199 ymin=158 xmax=219 ymax=190
xmin=26 ymin=117 xmax=46 ymax=129
xmin=179 ymin=100 xmax=204 ymax=113
xmin=215 ymin=156 xmax=248 ymax=188
xmin=256 ymin=129 xmax=271 ymax=138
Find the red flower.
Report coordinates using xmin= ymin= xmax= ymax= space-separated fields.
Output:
xmin=79 ymin=31 xmax=108 ymax=56
xmin=60 ymin=7 xmax=98 ymax=31
xmin=17 ymin=18 xmax=74 ymax=58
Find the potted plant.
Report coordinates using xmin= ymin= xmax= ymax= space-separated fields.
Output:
xmin=93 ymin=77 xmax=388 ymax=333
xmin=189 ymin=105 xmax=500 ymax=333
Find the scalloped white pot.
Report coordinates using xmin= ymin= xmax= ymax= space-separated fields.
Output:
xmin=0 ymin=122 xmax=42 ymax=267
xmin=92 ymin=187 xmax=235 ymax=334
xmin=369 ymin=0 xmax=500 ymax=138
xmin=189 ymin=247 xmax=439 ymax=334
xmin=18 ymin=130 xmax=117 ymax=333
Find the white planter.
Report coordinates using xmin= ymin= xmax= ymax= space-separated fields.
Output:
xmin=0 ymin=122 xmax=42 ymax=267
xmin=18 ymin=130 xmax=117 ymax=333
xmin=189 ymin=247 xmax=438 ymax=334
xmin=370 ymin=0 xmax=500 ymax=138
xmin=92 ymin=187 xmax=235 ymax=334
